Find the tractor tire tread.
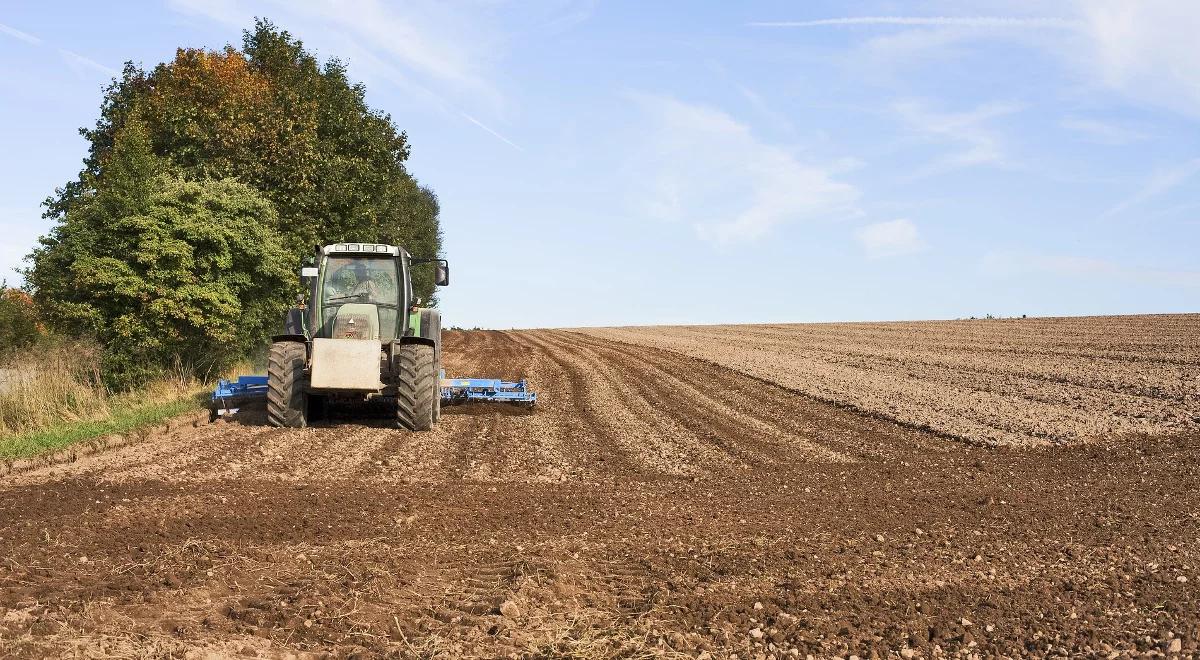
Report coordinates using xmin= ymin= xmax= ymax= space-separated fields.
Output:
xmin=395 ymin=344 xmax=436 ymax=431
xmin=267 ymin=341 xmax=307 ymax=428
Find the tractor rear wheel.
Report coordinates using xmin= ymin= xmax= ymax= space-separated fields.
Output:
xmin=267 ymin=341 xmax=308 ymax=428
xmin=395 ymin=344 xmax=436 ymax=431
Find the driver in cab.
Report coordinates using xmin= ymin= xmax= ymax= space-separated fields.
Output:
xmin=331 ymin=261 xmax=393 ymax=303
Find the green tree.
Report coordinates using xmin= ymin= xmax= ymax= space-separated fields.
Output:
xmin=43 ymin=19 xmax=443 ymax=301
xmin=28 ymin=118 xmax=293 ymax=389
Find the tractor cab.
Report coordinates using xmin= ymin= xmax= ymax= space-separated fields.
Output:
xmin=312 ymin=246 xmax=407 ymax=342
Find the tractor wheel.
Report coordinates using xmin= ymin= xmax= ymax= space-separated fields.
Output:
xmin=395 ymin=343 xmax=436 ymax=431
xmin=417 ymin=308 xmax=443 ymax=423
xmin=267 ymin=341 xmax=308 ymax=428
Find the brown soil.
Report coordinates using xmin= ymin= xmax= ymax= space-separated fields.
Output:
xmin=577 ymin=314 xmax=1200 ymax=446
xmin=1 ymin=328 xmax=1198 ymax=658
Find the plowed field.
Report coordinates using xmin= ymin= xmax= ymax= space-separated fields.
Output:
xmin=2 ymin=322 xmax=1199 ymax=658
xmin=579 ymin=315 xmax=1200 ymax=446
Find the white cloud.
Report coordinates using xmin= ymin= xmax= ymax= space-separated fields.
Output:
xmin=766 ymin=4 xmax=1200 ymax=118
xmin=893 ymin=100 xmax=1024 ymax=177
xmin=169 ymin=0 xmax=494 ymax=98
xmin=0 ymin=21 xmax=42 ymax=45
xmin=1069 ymin=1 xmax=1200 ymax=118
xmin=0 ymin=21 xmax=115 ymax=80
xmin=854 ymin=219 xmax=924 ymax=258
xmin=628 ymin=94 xmax=858 ymax=244
xmin=983 ymin=252 xmax=1200 ymax=288
xmin=1101 ymin=158 xmax=1200 ymax=218
xmin=749 ymin=17 xmax=1075 ymax=29
xmin=165 ymin=0 xmax=594 ymax=149
xmin=1060 ymin=117 xmax=1149 ymax=145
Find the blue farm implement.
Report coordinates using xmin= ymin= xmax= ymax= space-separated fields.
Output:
xmin=210 ymin=372 xmax=537 ymax=419
xmin=210 ymin=375 xmax=269 ymax=421
xmin=439 ymin=373 xmax=537 ymax=408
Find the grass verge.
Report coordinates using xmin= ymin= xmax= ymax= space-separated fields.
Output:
xmin=0 ymin=392 xmax=205 ymax=461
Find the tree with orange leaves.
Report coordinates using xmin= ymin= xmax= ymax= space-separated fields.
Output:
xmin=0 ymin=283 xmax=42 ymax=357
xmin=40 ymin=19 xmax=441 ymax=300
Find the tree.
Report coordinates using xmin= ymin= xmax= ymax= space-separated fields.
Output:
xmin=28 ymin=118 xmax=293 ymax=389
xmin=42 ymin=19 xmax=443 ymax=301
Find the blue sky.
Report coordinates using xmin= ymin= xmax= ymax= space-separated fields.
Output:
xmin=1 ymin=1 xmax=1197 ymax=328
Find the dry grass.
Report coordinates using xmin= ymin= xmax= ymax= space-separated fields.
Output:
xmin=0 ymin=341 xmax=109 ymax=436
xmin=0 ymin=342 xmax=209 ymax=458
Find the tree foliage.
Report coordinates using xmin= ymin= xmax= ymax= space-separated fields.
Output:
xmin=30 ymin=19 xmax=443 ymax=386
xmin=45 ymin=20 xmax=442 ymax=288
xmin=0 ymin=285 xmax=42 ymax=359
xmin=29 ymin=118 xmax=293 ymax=389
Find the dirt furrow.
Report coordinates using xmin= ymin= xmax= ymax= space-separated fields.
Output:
xmin=578 ymin=315 xmax=1200 ymax=445
xmin=549 ymin=330 xmax=858 ymax=464
xmin=2 ymin=326 xmax=1199 ymax=658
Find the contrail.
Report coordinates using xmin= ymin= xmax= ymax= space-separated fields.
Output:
xmin=460 ymin=112 xmax=523 ymax=151
xmin=748 ymin=16 xmax=1076 ymax=29
xmin=59 ymin=49 xmax=118 ymax=76
xmin=0 ymin=21 xmax=42 ymax=45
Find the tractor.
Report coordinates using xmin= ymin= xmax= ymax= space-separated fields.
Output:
xmin=209 ymin=243 xmax=537 ymax=425
xmin=267 ymin=243 xmax=449 ymax=430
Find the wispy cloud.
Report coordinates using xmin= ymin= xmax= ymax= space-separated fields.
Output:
xmin=0 ymin=20 xmax=114 ymax=79
xmin=733 ymin=83 xmax=796 ymax=136
xmin=762 ymin=5 xmax=1200 ymax=119
xmin=167 ymin=0 xmax=551 ymax=150
xmin=1060 ymin=117 xmax=1149 ymax=145
xmin=893 ymin=100 xmax=1024 ymax=177
xmin=749 ymin=16 xmax=1076 ymax=29
xmin=855 ymin=219 xmax=924 ymax=258
xmin=983 ymin=251 xmax=1200 ymax=288
xmin=1101 ymin=158 xmax=1200 ymax=218
xmin=1069 ymin=1 xmax=1200 ymax=118
xmin=58 ymin=49 xmax=118 ymax=77
xmin=628 ymin=94 xmax=858 ymax=244
xmin=0 ymin=21 xmax=42 ymax=45
xmin=169 ymin=0 xmax=499 ymax=104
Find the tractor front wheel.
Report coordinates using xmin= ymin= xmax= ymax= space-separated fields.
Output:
xmin=267 ymin=341 xmax=308 ymax=428
xmin=394 ymin=343 xmax=436 ymax=431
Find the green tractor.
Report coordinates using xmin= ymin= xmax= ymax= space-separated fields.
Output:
xmin=268 ymin=243 xmax=449 ymax=430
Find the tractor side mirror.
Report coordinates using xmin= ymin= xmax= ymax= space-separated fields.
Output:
xmin=434 ymin=260 xmax=450 ymax=286
xmin=301 ymin=267 xmax=319 ymax=280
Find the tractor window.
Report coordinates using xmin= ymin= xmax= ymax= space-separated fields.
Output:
xmin=320 ymin=256 xmax=400 ymax=340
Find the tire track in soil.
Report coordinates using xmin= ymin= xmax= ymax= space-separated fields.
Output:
xmin=2 ymin=329 xmax=1200 ymax=658
xmin=555 ymin=330 xmax=917 ymax=463
xmin=539 ymin=330 xmax=858 ymax=466
xmin=520 ymin=330 xmax=724 ymax=476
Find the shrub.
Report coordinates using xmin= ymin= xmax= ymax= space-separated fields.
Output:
xmin=0 ymin=285 xmax=42 ymax=358
xmin=27 ymin=118 xmax=294 ymax=389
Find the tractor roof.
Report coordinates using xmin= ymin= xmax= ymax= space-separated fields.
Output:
xmin=323 ymin=243 xmax=405 ymax=257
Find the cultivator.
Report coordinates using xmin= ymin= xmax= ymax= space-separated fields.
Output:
xmin=439 ymin=372 xmax=537 ymax=409
xmin=211 ymin=372 xmax=537 ymax=419
xmin=210 ymin=375 xmax=269 ymax=421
